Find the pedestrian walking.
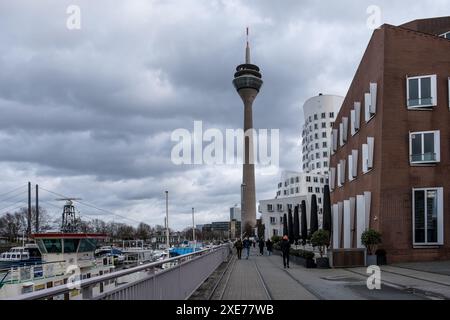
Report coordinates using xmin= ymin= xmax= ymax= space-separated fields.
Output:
xmin=280 ymin=235 xmax=291 ymax=268
xmin=258 ymin=238 xmax=265 ymax=255
xmin=252 ymin=240 xmax=256 ymax=248
xmin=234 ymin=238 xmax=243 ymax=260
xmin=243 ymin=237 xmax=251 ymax=259
xmin=266 ymin=239 xmax=273 ymax=256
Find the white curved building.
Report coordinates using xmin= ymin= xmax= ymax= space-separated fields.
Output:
xmin=302 ymin=94 xmax=344 ymax=175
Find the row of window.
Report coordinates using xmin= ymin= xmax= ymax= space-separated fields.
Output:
xmin=303 ymin=122 xmax=335 ymax=136
xmin=305 ymin=112 xmax=335 ymax=125
xmin=277 ymin=186 xmax=325 ymax=197
xmin=330 ymin=137 xmax=374 ymax=190
xmin=331 ymin=83 xmax=377 ymax=153
xmin=279 ymin=176 xmax=328 ymax=189
xmin=304 ymin=141 xmax=328 ymax=153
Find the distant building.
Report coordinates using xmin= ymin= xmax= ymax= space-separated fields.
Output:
xmin=230 ymin=219 xmax=241 ymax=239
xmin=230 ymin=206 xmax=241 ymax=222
xmin=260 ymin=171 xmax=328 ymax=240
xmin=195 ymin=224 xmax=204 ymax=232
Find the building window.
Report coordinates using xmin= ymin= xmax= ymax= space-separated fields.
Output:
xmin=315 ymin=187 xmax=320 ymax=193
xmin=270 ymin=217 xmax=276 ymax=224
xmin=317 ymin=162 xmax=321 ymax=169
xmin=295 ymin=187 xmax=299 ymax=193
xmin=314 ymin=124 xmax=318 ymax=130
xmin=308 ymin=187 xmax=313 ymax=193
xmin=267 ymin=204 xmax=274 ymax=212
xmin=322 ymin=122 xmax=326 ymax=128
xmin=296 ymin=177 xmax=299 ymax=183
xmin=323 ymin=142 xmax=327 ymax=148
xmin=413 ymin=188 xmax=444 ymax=245
xmin=273 ymin=229 xmax=278 ymax=236
xmin=324 ymin=161 xmax=328 ymax=167
xmin=284 ymin=190 xmax=288 ymax=195
xmin=407 ymin=75 xmax=437 ymax=108
xmin=321 ymin=113 xmax=326 ymax=119
xmin=330 ymin=122 xmax=335 ymax=128
xmin=320 ymin=178 xmax=324 ymax=183
xmin=329 ymin=112 xmax=334 ymax=118
xmin=322 ymin=132 xmax=327 ymax=138
xmin=410 ymin=131 xmax=440 ymax=164
xmin=277 ymin=204 xmax=283 ymax=212
xmin=323 ymin=151 xmax=328 ymax=157
xmin=318 ymin=198 xmax=322 ymax=204
xmin=306 ymin=176 xmax=311 ymax=182
xmin=290 ymin=178 xmax=294 ymax=184
xmin=313 ymin=177 xmax=318 ymax=183
xmin=314 ymin=114 xmax=318 ymax=120
xmin=290 ymin=188 xmax=294 ymax=195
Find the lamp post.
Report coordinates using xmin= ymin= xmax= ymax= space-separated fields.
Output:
xmin=192 ymin=207 xmax=196 ymax=248
xmin=165 ymin=191 xmax=169 ymax=249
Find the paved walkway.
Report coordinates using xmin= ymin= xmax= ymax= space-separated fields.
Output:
xmin=219 ymin=248 xmax=450 ymax=300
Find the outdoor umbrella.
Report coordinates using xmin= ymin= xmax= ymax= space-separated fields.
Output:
xmin=293 ymin=205 xmax=300 ymax=245
xmin=288 ymin=209 xmax=294 ymax=244
xmin=301 ymin=200 xmax=308 ymax=245
xmin=310 ymin=194 xmax=319 ymax=236
xmin=283 ymin=213 xmax=288 ymax=237
xmin=323 ymin=185 xmax=332 ymax=234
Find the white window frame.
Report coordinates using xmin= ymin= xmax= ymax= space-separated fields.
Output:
xmin=364 ymin=83 xmax=377 ymax=122
xmin=351 ymin=102 xmax=361 ymax=136
xmin=332 ymin=129 xmax=338 ymax=153
xmin=329 ymin=168 xmax=336 ymax=191
xmin=406 ymin=75 xmax=437 ymax=109
xmin=409 ymin=130 xmax=440 ymax=165
xmin=412 ymin=188 xmax=444 ymax=246
xmin=267 ymin=204 xmax=274 ymax=212
xmin=362 ymin=137 xmax=374 ymax=174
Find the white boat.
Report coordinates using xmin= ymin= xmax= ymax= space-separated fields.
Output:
xmin=0 ymin=244 xmax=41 ymax=268
xmin=120 ymin=240 xmax=154 ymax=266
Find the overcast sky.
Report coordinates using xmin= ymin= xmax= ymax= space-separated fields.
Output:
xmin=0 ymin=0 xmax=449 ymax=230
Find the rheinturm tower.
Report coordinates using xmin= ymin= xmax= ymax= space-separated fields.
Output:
xmin=233 ymin=29 xmax=263 ymax=234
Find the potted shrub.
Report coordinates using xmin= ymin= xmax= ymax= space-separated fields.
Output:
xmin=311 ymin=230 xmax=330 ymax=269
xmin=361 ymin=229 xmax=382 ymax=266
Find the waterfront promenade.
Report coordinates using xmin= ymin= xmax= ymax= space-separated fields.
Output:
xmin=199 ymin=247 xmax=450 ymax=300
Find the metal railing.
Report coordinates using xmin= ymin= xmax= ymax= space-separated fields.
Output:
xmin=11 ymin=244 xmax=231 ymax=300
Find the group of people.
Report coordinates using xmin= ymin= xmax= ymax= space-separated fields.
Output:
xmin=233 ymin=237 xmax=274 ymax=259
xmin=233 ymin=235 xmax=291 ymax=268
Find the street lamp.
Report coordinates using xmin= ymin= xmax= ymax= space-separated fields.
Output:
xmin=165 ymin=191 xmax=169 ymax=249
xmin=192 ymin=207 xmax=196 ymax=249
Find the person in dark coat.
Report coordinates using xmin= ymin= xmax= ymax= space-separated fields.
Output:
xmin=234 ymin=239 xmax=243 ymax=260
xmin=266 ymin=239 xmax=273 ymax=256
xmin=243 ymin=237 xmax=251 ymax=259
xmin=258 ymin=239 xmax=265 ymax=255
xmin=280 ymin=235 xmax=291 ymax=268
